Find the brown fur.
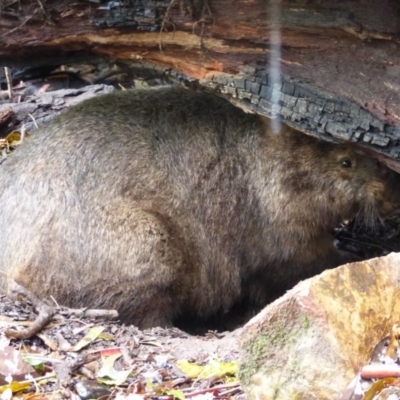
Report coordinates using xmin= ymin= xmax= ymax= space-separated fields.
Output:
xmin=0 ymin=87 xmax=399 ymax=328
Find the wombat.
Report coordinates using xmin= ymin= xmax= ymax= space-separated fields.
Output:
xmin=0 ymin=86 xmax=399 ymax=329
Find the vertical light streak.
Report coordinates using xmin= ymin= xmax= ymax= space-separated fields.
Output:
xmin=268 ymin=0 xmax=282 ymax=134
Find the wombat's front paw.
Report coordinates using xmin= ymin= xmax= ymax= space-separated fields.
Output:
xmin=338 ymin=250 xmax=362 ymax=265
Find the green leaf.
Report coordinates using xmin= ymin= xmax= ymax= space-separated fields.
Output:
xmin=71 ymin=326 xmax=105 ymax=351
xmin=97 ymin=353 xmax=132 ymax=386
xmin=22 ymin=356 xmax=45 ymax=371
xmin=177 ymin=359 xmax=238 ymax=380
xmin=166 ymin=389 xmax=185 ymax=400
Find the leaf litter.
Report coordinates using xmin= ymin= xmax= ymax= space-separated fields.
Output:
xmin=0 ymin=294 xmax=244 ymax=400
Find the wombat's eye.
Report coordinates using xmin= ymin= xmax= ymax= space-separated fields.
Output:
xmin=341 ymin=159 xmax=352 ymax=168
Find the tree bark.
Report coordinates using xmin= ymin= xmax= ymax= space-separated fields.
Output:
xmin=1 ymin=0 xmax=400 ymax=162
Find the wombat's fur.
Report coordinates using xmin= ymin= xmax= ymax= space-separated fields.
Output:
xmin=0 ymin=87 xmax=399 ymax=328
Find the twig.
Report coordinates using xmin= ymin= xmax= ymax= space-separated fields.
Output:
xmin=0 ymin=148 xmax=7 ymax=164
xmin=28 ymin=113 xmax=39 ymax=130
xmin=61 ymin=308 xmax=119 ymax=320
xmin=0 ymin=15 xmax=33 ymax=38
xmin=4 ymin=282 xmax=118 ymax=340
xmin=36 ymin=0 xmax=46 ymax=15
xmin=184 ymin=382 xmax=241 ymax=398
xmin=52 ymin=353 xmax=101 ymax=388
xmin=5 ymin=283 xmax=56 ymax=339
xmin=361 ymin=363 xmax=400 ymax=379
xmin=159 ymin=0 xmax=176 ymax=52
xmin=4 ymin=67 xmax=13 ymax=102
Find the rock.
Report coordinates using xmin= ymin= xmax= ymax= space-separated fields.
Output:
xmin=239 ymin=253 xmax=400 ymax=400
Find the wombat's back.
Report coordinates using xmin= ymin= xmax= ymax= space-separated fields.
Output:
xmin=0 ymin=87 xmax=269 ymax=327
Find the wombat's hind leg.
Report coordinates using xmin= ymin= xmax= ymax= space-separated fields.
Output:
xmin=117 ymin=286 xmax=177 ymax=328
xmin=106 ymin=209 xmax=191 ymax=329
